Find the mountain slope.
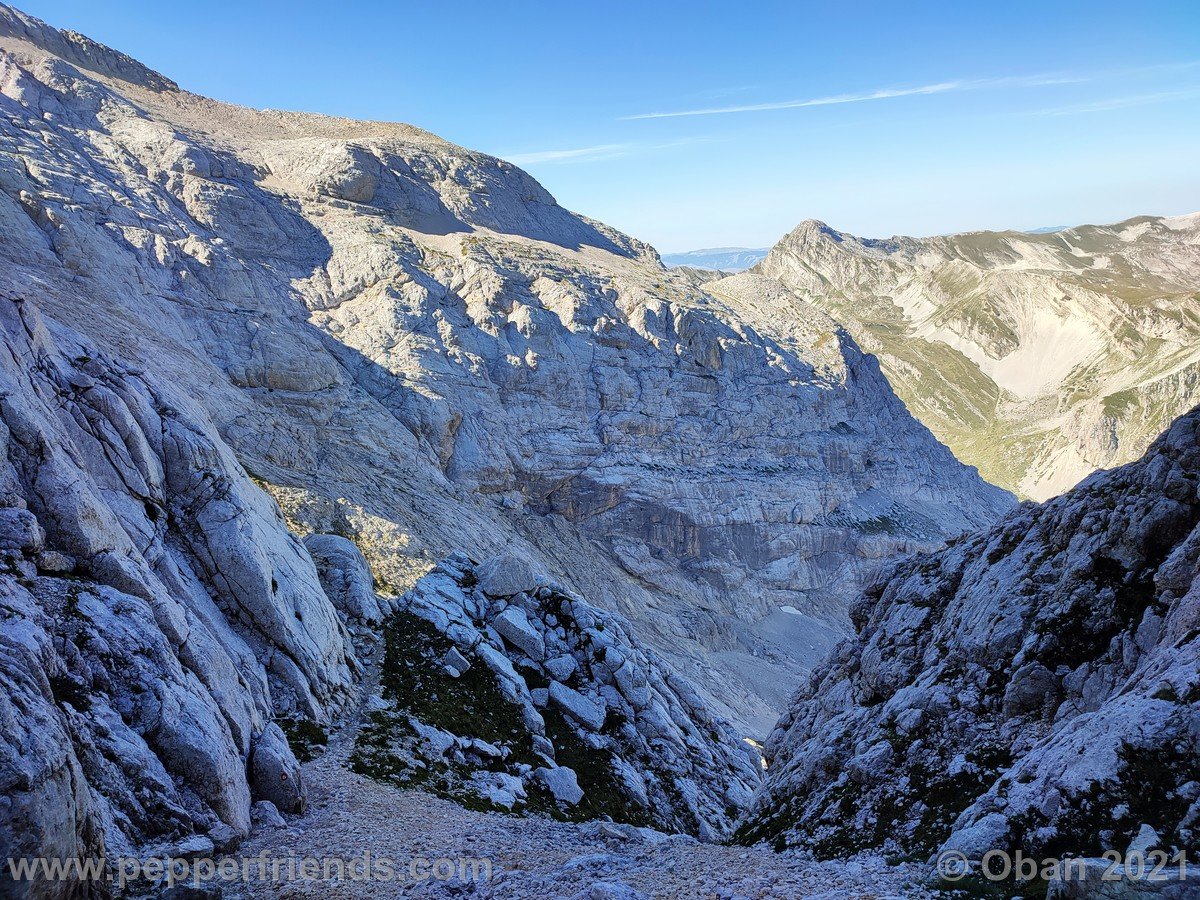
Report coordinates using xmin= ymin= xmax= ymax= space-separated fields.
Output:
xmin=0 ymin=4 xmax=1010 ymax=741
xmin=741 ymin=406 xmax=1200 ymax=863
xmin=0 ymin=2 xmax=1013 ymax=868
xmin=754 ymin=217 xmax=1200 ymax=499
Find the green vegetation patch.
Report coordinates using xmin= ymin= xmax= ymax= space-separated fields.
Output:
xmin=279 ymin=717 xmax=328 ymax=762
xmin=347 ymin=610 xmax=651 ymax=826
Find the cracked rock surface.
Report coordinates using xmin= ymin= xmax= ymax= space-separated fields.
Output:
xmin=0 ymin=273 xmax=355 ymax=865
xmin=0 ymin=1 xmax=1012 ymax=872
xmin=743 ymin=408 xmax=1200 ymax=865
xmin=0 ymin=2 xmax=1009 ymax=743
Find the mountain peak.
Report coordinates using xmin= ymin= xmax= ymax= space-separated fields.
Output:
xmin=0 ymin=3 xmax=178 ymax=92
xmin=791 ymin=218 xmax=838 ymax=237
xmin=755 ymin=213 xmax=1200 ymax=499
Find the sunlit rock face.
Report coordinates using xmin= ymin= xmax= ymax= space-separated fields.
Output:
xmin=0 ymin=278 xmax=355 ymax=864
xmin=742 ymin=407 xmax=1200 ymax=861
xmin=0 ymin=2 xmax=1008 ymax=863
xmin=753 ymin=216 xmax=1200 ymax=500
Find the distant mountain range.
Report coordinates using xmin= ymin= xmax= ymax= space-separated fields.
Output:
xmin=666 ymin=229 xmax=1072 ymax=272
xmin=661 ymin=247 xmax=769 ymax=271
xmin=747 ymin=214 xmax=1200 ymax=499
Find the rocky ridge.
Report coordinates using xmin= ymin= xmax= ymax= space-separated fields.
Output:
xmin=753 ymin=217 xmax=1200 ymax=499
xmin=742 ymin=407 xmax=1200 ymax=872
xmin=0 ymin=0 xmax=1014 ymax=875
xmin=0 ymin=2 xmax=1008 ymax=744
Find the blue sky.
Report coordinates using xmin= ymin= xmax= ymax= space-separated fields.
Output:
xmin=21 ymin=1 xmax=1200 ymax=250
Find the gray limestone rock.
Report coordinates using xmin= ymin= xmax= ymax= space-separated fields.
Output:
xmin=249 ymin=723 xmax=307 ymax=816
xmin=305 ymin=533 xmax=382 ymax=624
xmin=535 ymin=766 xmax=585 ymax=806
xmin=0 ymin=3 xmax=1016 ymax=862
xmin=493 ymin=607 xmax=546 ymax=661
xmin=743 ymin=409 xmax=1200 ymax=863
xmin=549 ymin=681 xmax=607 ymax=731
xmin=476 ymin=553 xmax=545 ymax=599
xmin=356 ymin=561 xmax=762 ymax=838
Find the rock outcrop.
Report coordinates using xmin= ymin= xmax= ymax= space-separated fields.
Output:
xmin=351 ymin=553 xmax=762 ymax=840
xmin=0 ymin=283 xmax=355 ymax=865
xmin=752 ymin=217 xmax=1200 ymax=499
xmin=741 ymin=408 xmax=1200 ymax=865
xmin=0 ymin=2 xmax=1023 ymax=875
xmin=0 ymin=2 xmax=1010 ymax=743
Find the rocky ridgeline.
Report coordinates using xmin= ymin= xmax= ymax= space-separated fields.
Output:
xmin=0 ymin=3 xmax=1011 ymax=738
xmin=338 ymin=551 xmax=762 ymax=840
xmin=741 ymin=409 xmax=1200 ymax=869
xmin=752 ymin=216 xmax=1200 ymax=500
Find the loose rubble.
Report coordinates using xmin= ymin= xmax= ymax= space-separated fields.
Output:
xmin=225 ymin=711 xmax=942 ymax=900
xmin=744 ymin=409 xmax=1200 ymax=875
xmin=346 ymin=552 xmax=762 ymax=840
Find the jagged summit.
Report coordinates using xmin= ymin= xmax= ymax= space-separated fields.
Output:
xmin=0 ymin=3 xmax=178 ymax=91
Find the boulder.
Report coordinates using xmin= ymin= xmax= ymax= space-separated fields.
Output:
xmin=568 ymin=884 xmax=649 ymax=900
xmin=545 ymin=654 xmax=578 ymax=681
xmin=1046 ymin=858 xmax=1200 ymax=898
xmin=249 ymin=724 xmax=306 ymax=815
xmin=475 ymin=553 xmax=545 ymax=598
xmin=250 ymin=801 xmax=286 ymax=829
xmin=493 ymin=607 xmax=546 ymax=661
xmin=443 ymin=646 xmax=472 ymax=676
xmin=549 ymin=681 xmax=606 ymax=731
xmin=535 ymin=766 xmax=584 ymax=806
xmin=305 ymin=533 xmax=382 ymax=624
xmin=1002 ymin=661 xmax=1060 ymax=718
xmin=0 ymin=507 xmax=42 ymax=552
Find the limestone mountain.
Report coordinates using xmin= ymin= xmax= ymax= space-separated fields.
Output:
xmin=741 ymin=406 xmax=1200 ymax=864
xmin=753 ymin=216 xmax=1200 ymax=500
xmin=0 ymin=2 xmax=1009 ymax=865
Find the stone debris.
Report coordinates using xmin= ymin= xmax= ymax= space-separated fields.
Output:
xmin=351 ymin=553 xmax=762 ymax=840
xmin=224 ymin=738 xmax=941 ymax=900
xmin=744 ymin=410 xmax=1200 ymax=865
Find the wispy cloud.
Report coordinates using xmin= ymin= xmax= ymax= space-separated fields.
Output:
xmin=502 ymin=143 xmax=633 ymax=165
xmin=502 ymin=138 xmax=713 ymax=166
xmin=620 ymin=72 xmax=1090 ymax=120
xmin=1030 ymin=87 xmax=1200 ymax=116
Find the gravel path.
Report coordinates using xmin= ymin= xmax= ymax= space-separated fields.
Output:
xmin=220 ymin=648 xmax=938 ymax=900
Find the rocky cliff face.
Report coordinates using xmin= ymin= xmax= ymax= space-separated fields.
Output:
xmin=754 ymin=218 xmax=1200 ymax=500
xmin=0 ymin=3 xmax=1008 ymax=746
xmin=0 ymin=2 xmax=1013 ymax=870
xmin=741 ymin=407 xmax=1200 ymax=863
xmin=0 ymin=284 xmax=354 ymax=865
